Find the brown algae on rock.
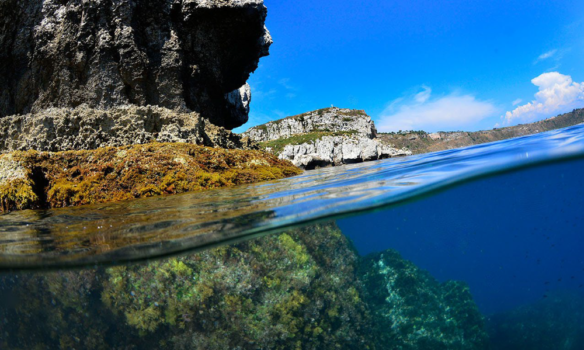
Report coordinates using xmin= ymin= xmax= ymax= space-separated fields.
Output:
xmin=0 ymin=143 xmax=302 ymax=212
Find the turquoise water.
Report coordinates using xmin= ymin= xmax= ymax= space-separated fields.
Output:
xmin=1 ymin=124 xmax=584 ymax=349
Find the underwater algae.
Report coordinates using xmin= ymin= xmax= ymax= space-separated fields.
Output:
xmin=0 ymin=222 xmax=488 ymax=350
xmin=0 ymin=143 xmax=301 ymax=212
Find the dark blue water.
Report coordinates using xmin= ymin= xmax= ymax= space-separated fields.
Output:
xmin=339 ymin=159 xmax=584 ymax=316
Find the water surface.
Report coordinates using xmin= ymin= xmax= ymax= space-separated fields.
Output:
xmin=1 ymin=124 xmax=584 ymax=269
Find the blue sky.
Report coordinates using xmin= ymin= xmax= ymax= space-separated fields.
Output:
xmin=235 ymin=0 xmax=584 ymax=133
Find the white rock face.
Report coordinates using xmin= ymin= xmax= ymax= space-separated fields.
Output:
xmin=243 ymin=107 xmax=377 ymax=142
xmin=278 ymin=135 xmax=411 ymax=169
xmin=243 ymin=107 xmax=411 ymax=169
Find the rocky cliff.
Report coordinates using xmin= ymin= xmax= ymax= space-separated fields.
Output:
xmin=0 ymin=0 xmax=308 ymax=212
xmin=0 ymin=0 xmax=271 ymax=130
xmin=243 ymin=108 xmax=410 ymax=169
xmin=244 ymin=108 xmax=377 ymax=141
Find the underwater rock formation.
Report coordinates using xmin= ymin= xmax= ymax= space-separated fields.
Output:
xmin=0 ymin=223 xmax=374 ymax=349
xmin=0 ymin=222 xmax=488 ymax=349
xmin=0 ymin=143 xmax=301 ymax=212
xmin=0 ymin=105 xmax=255 ymax=154
xmin=360 ymin=249 xmax=489 ymax=350
xmin=0 ymin=0 xmax=271 ymax=130
xmin=243 ymin=108 xmax=411 ymax=169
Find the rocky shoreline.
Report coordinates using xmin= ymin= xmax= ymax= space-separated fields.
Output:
xmin=243 ymin=108 xmax=411 ymax=169
xmin=0 ymin=0 xmax=302 ymax=213
xmin=0 ymin=143 xmax=301 ymax=212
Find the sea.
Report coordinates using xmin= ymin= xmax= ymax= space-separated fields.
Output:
xmin=1 ymin=124 xmax=583 ymax=349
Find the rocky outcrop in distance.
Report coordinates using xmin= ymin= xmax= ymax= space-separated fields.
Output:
xmin=0 ymin=0 xmax=271 ymax=130
xmin=243 ymin=108 xmax=411 ymax=169
xmin=379 ymin=108 xmax=584 ymax=155
xmin=244 ymin=108 xmax=377 ymax=141
xmin=278 ymin=135 xmax=409 ymax=169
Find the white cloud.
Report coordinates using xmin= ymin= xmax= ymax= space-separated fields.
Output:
xmin=536 ymin=49 xmax=558 ymax=62
xmin=503 ymin=72 xmax=584 ymax=124
xmin=512 ymin=99 xmax=523 ymax=106
xmin=377 ymin=88 xmax=497 ymax=132
xmin=415 ymin=86 xmax=432 ymax=103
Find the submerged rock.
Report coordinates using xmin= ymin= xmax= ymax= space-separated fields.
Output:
xmin=0 ymin=223 xmax=375 ymax=349
xmin=0 ymin=143 xmax=301 ymax=212
xmin=0 ymin=0 xmax=271 ymax=129
xmin=360 ymin=249 xmax=489 ymax=350
xmin=0 ymin=222 xmax=488 ymax=350
xmin=243 ymin=108 xmax=411 ymax=169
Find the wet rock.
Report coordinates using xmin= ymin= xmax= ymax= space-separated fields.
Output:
xmin=0 ymin=0 xmax=271 ymax=129
xmin=360 ymin=249 xmax=489 ymax=350
xmin=0 ymin=223 xmax=375 ymax=350
xmin=0 ymin=221 xmax=490 ymax=349
xmin=0 ymin=143 xmax=301 ymax=212
xmin=0 ymin=105 xmax=256 ymax=154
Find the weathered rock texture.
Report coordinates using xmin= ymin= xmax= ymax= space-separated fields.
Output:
xmin=244 ymin=107 xmax=377 ymax=141
xmin=0 ymin=0 xmax=271 ymax=129
xmin=279 ymin=135 xmax=410 ymax=169
xmin=243 ymin=108 xmax=411 ymax=169
xmin=0 ymin=222 xmax=488 ymax=349
xmin=0 ymin=105 xmax=255 ymax=153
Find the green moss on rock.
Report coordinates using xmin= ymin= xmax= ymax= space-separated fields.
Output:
xmin=0 ymin=143 xmax=302 ymax=212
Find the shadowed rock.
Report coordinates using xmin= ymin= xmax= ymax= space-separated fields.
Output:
xmin=0 ymin=0 xmax=271 ymax=129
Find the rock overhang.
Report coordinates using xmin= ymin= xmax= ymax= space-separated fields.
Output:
xmin=0 ymin=0 xmax=271 ymax=130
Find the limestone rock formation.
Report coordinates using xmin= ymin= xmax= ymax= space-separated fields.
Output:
xmin=0 ymin=105 xmax=255 ymax=153
xmin=244 ymin=108 xmax=377 ymax=141
xmin=278 ymin=134 xmax=409 ymax=169
xmin=243 ymin=108 xmax=411 ymax=169
xmin=0 ymin=0 xmax=271 ymax=130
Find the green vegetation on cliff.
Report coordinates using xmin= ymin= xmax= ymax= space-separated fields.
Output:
xmin=259 ymin=131 xmax=358 ymax=154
